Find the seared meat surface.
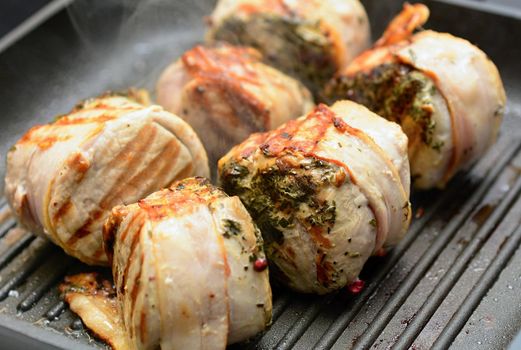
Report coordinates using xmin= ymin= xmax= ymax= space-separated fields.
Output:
xmin=5 ymin=93 xmax=209 ymax=265
xmin=219 ymin=101 xmax=410 ymax=294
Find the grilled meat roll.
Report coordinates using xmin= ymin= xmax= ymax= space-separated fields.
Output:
xmin=103 ymin=177 xmax=272 ymax=349
xmin=5 ymin=93 xmax=209 ymax=265
xmin=219 ymin=101 xmax=411 ymax=294
xmin=206 ymin=0 xmax=370 ymax=96
xmin=156 ymin=44 xmax=314 ymax=168
xmin=323 ymin=4 xmax=506 ymax=189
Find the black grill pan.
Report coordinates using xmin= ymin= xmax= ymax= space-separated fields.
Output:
xmin=0 ymin=0 xmax=520 ymax=349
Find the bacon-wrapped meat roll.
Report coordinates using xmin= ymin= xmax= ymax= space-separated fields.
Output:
xmin=219 ymin=101 xmax=411 ymax=294
xmin=5 ymin=93 xmax=209 ymax=265
xmin=323 ymin=4 xmax=506 ymax=189
xmin=206 ymin=0 xmax=370 ymax=96
xmin=156 ymin=44 xmax=314 ymax=167
xmin=103 ymin=177 xmax=272 ymax=349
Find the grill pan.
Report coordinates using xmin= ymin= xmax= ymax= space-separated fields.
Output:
xmin=0 ymin=0 xmax=520 ymax=349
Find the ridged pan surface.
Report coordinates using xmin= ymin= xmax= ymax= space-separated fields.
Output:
xmin=0 ymin=0 xmax=520 ymax=349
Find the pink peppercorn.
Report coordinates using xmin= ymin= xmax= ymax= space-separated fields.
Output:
xmin=253 ymin=258 xmax=268 ymax=272
xmin=347 ymin=279 xmax=365 ymax=294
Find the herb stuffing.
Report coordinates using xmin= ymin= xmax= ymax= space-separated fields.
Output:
xmin=220 ymin=155 xmax=340 ymax=251
xmin=323 ymin=63 xmax=445 ymax=152
xmin=222 ymin=219 xmax=241 ymax=238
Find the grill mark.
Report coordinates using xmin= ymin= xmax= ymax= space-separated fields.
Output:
xmin=315 ymin=251 xmax=333 ymax=286
xmin=191 ymin=80 xmax=268 ymax=141
xmin=103 ymin=206 xmax=130 ymax=264
xmin=182 ymin=45 xmax=262 ymax=86
xmin=73 ymin=100 xmax=141 ymax=113
xmin=18 ymin=125 xmax=72 ymax=149
xmin=140 ymin=309 xmax=147 ymax=344
xmin=52 ymin=202 xmax=72 ymax=223
xmin=237 ymin=133 xmax=270 ymax=159
xmin=258 ymin=104 xmax=333 ymax=157
xmin=121 ymin=227 xmax=142 ymax=295
xmin=182 ymin=45 xmax=274 ymax=134
xmin=259 ymin=118 xmax=303 ymax=156
xmin=223 ymin=83 xmax=270 ymax=131
xmin=54 ymin=114 xmax=118 ymax=126
xmin=129 ymin=253 xmax=144 ymax=339
xmin=67 ymin=211 xmax=103 ymax=247
xmin=88 ymin=132 xmax=180 ymax=235
xmin=120 ymin=212 xmax=144 ymax=244
xmin=54 ymin=123 xmax=155 ymax=227
xmin=286 ymin=246 xmax=296 ymax=259
xmin=116 ymin=138 xmax=181 ymax=201
xmin=19 ymin=112 xmax=125 ymax=150
xmin=138 ymin=178 xmax=224 ymax=222
xmin=309 ymin=226 xmax=332 ymax=249
xmin=52 ymin=153 xmax=91 ymax=223
xmin=66 ymin=125 xmax=158 ymax=246
xmin=151 ymin=156 xmax=185 ymax=191
xmin=18 ymin=124 xmax=47 ymax=143
xmin=106 ymin=140 xmax=183 ymax=224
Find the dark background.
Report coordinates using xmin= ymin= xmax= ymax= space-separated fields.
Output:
xmin=0 ymin=0 xmax=52 ymax=37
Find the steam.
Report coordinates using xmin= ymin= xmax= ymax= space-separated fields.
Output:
xmin=65 ymin=0 xmax=214 ymax=91
xmin=66 ymin=0 xmax=211 ymax=45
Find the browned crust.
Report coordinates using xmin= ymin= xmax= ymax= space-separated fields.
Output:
xmin=182 ymin=45 xmax=262 ymax=84
xmin=181 ymin=45 xmax=270 ymax=130
xmin=59 ymin=273 xmax=123 ymax=349
xmin=309 ymin=226 xmax=333 ymax=249
xmin=18 ymin=125 xmax=72 ymax=150
xmin=67 ymin=152 xmax=91 ymax=174
xmin=315 ymin=250 xmax=334 ymax=286
xmin=244 ymin=104 xmax=360 ymax=183
xmin=341 ymin=3 xmax=429 ymax=77
xmin=52 ymin=201 xmax=72 ymax=224
xmin=374 ymin=3 xmax=429 ymax=47
xmin=136 ymin=177 xmax=224 ymax=221
xmin=18 ymin=114 xmax=119 ymax=151
xmin=16 ymin=92 xmax=145 ymax=152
